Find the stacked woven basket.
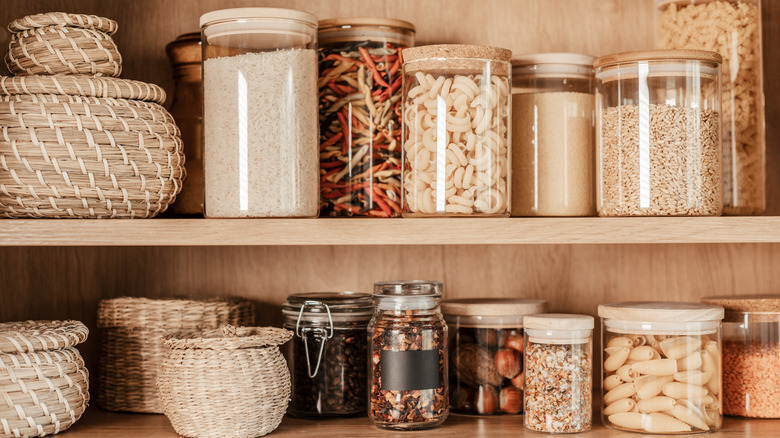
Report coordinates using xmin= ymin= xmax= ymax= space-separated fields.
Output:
xmin=0 ymin=12 xmax=185 ymax=218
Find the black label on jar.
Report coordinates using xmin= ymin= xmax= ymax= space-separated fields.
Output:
xmin=380 ymin=350 xmax=440 ymax=391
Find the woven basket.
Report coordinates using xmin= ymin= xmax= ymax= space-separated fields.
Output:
xmin=0 ymin=75 xmax=185 ymax=218
xmin=158 ymin=326 xmax=293 ymax=438
xmin=0 ymin=320 xmax=90 ymax=438
xmin=5 ymin=12 xmax=121 ymax=77
xmin=97 ymin=297 xmax=255 ymax=413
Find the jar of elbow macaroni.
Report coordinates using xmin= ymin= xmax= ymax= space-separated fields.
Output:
xmin=598 ymin=302 xmax=725 ymax=434
xmin=401 ymin=44 xmax=512 ymax=217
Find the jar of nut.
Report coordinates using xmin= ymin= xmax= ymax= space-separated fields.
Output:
xmin=442 ymin=298 xmax=546 ymax=415
xmin=368 ymin=281 xmax=448 ymax=430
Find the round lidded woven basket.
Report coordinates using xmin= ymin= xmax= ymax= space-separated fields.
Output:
xmin=0 ymin=74 xmax=185 ymax=218
xmin=0 ymin=320 xmax=90 ymax=438
xmin=97 ymin=297 xmax=255 ymax=413
xmin=5 ymin=12 xmax=122 ymax=77
xmin=158 ymin=325 xmax=293 ymax=438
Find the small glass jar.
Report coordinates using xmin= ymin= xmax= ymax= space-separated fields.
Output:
xmin=523 ymin=314 xmax=594 ymax=434
xmin=282 ymin=292 xmax=373 ymax=418
xmin=656 ymin=0 xmax=765 ymax=215
xmin=595 ymin=50 xmax=723 ymax=216
xmin=401 ymin=44 xmax=512 ymax=217
xmin=442 ymin=298 xmax=546 ymax=415
xmin=598 ymin=302 xmax=725 ymax=434
xmin=511 ymin=53 xmax=595 ymax=217
xmin=368 ymin=281 xmax=448 ymax=430
xmin=200 ymin=8 xmax=319 ymax=218
xmin=317 ymin=18 xmax=415 ymax=217
xmin=702 ymin=294 xmax=780 ymax=418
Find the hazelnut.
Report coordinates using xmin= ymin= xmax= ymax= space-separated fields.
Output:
xmin=474 ymin=384 xmax=498 ymax=414
xmin=494 ymin=348 xmax=522 ymax=378
xmin=511 ymin=371 xmax=525 ymax=390
xmin=500 ymin=386 xmax=523 ymax=414
xmin=504 ymin=333 xmax=524 ymax=352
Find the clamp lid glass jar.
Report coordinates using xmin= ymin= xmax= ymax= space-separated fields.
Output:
xmin=598 ymin=301 xmax=725 ymax=434
xmin=282 ymin=292 xmax=373 ymax=418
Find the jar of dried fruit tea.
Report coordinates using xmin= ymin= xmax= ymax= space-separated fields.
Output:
xmin=594 ymin=50 xmax=723 ymax=217
xmin=511 ymin=53 xmax=596 ymax=217
xmin=656 ymin=0 xmax=765 ymax=215
xmin=282 ymin=292 xmax=373 ymax=418
xmin=401 ymin=44 xmax=512 ymax=217
xmin=368 ymin=281 xmax=448 ymax=430
xmin=317 ymin=18 xmax=415 ymax=217
xmin=523 ymin=313 xmax=594 ymax=434
xmin=442 ymin=298 xmax=546 ymax=415
xmin=702 ymin=294 xmax=780 ymax=418
xmin=598 ymin=302 xmax=724 ymax=434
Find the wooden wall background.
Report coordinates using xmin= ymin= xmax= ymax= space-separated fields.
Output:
xmin=0 ymin=0 xmax=778 ymax=377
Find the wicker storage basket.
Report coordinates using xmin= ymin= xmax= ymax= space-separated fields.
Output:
xmin=0 ymin=320 xmax=90 ymax=438
xmin=97 ymin=297 xmax=255 ymax=413
xmin=158 ymin=326 xmax=292 ymax=438
xmin=5 ymin=12 xmax=121 ymax=77
xmin=0 ymin=75 xmax=185 ymax=218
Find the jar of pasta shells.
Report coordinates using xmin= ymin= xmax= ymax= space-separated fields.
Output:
xmin=401 ymin=44 xmax=512 ymax=216
xmin=598 ymin=302 xmax=725 ymax=434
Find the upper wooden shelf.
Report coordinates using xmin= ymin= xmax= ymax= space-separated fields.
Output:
xmin=0 ymin=217 xmax=779 ymax=246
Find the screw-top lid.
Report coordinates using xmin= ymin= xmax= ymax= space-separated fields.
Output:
xmin=594 ymin=49 xmax=722 ymax=69
xmin=200 ymin=7 xmax=316 ymax=28
xmin=598 ymin=301 xmax=724 ymax=322
xmin=318 ymin=17 xmax=415 ymax=32
xmin=373 ymin=280 xmax=442 ymax=310
xmin=166 ymin=32 xmax=201 ymax=65
xmin=702 ymin=294 xmax=780 ymax=322
xmin=442 ymin=298 xmax=546 ymax=317
xmin=524 ymin=313 xmax=595 ymax=331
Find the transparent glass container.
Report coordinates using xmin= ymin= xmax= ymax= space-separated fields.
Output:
xmin=317 ymin=18 xmax=415 ymax=217
xmin=702 ymin=294 xmax=780 ymax=418
xmin=656 ymin=0 xmax=765 ymax=215
xmin=200 ymin=8 xmax=319 ymax=218
xmin=442 ymin=298 xmax=546 ymax=415
xmin=594 ymin=50 xmax=723 ymax=216
xmin=282 ymin=292 xmax=373 ymax=418
xmin=401 ymin=44 xmax=512 ymax=217
xmin=368 ymin=281 xmax=448 ymax=430
xmin=511 ymin=53 xmax=595 ymax=217
xmin=598 ymin=302 xmax=725 ymax=434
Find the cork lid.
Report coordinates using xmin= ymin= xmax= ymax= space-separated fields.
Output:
xmin=404 ymin=44 xmax=512 ymax=63
xmin=524 ymin=313 xmax=595 ymax=331
xmin=318 ymin=17 xmax=415 ymax=33
xmin=702 ymin=294 xmax=780 ymax=322
xmin=594 ymin=50 xmax=722 ymax=69
xmin=598 ymin=302 xmax=724 ymax=322
xmin=442 ymin=298 xmax=546 ymax=317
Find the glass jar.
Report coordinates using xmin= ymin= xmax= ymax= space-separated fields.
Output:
xmin=702 ymin=294 xmax=780 ymax=418
xmin=401 ymin=44 xmax=512 ymax=217
xmin=166 ymin=32 xmax=203 ymax=216
xmin=442 ymin=298 xmax=546 ymax=415
xmin=598 ymin=302 xmax=725 ymax=434
xmin=282 ymin=292 xmax=373 ymax=418
xmin=200 ymin=8 xmax=319 ymax=218
xmin=594 ymin=50 xmax=723 ymax=216
xmin=656 ymin=0 xmax=765 ymax=215
xmin=368 ymin=281 xmax=448 ymax=430
xmin=317 ymin=18 xmax=415 ymax=217
xmin=511 ymin=53 xmax=595 ymax=217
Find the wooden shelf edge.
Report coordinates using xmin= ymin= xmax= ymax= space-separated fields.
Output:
xmin=1 ymin=217 xmax=779 ymax=246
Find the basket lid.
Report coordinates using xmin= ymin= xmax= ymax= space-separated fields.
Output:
xmin=442 ymin=298 xmax=547 ymax=317
xmin=598 ymin=301 xmax=724 ymax=322
xmin=8 ymin=12 xmax=118 ymax=35
xmin=0 ymin=75 xmax=167 ymax=105
xmin=0 ymin=320 xmax=88 ymax=353
xmin=702 ymin=294 xmax=780 ymax=322
xmin=594 ymin=49 xmax=722 ymax=69
xmin=524 ymin=313 xmax=595 ymax=331
xmin=162 ymin=325 xmax=293 ymax=350
xmin=97 ymin=296 xmax=255 ymax=329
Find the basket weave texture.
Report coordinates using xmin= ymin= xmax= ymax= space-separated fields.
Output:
xmin=97 ymin=297 xmax=255 ymax=413
xmin=5 ymin=12 xmax=121 ymax=76
xmin=158 ymin=326 xmax=293 ymax=438
xmin=0 ymin=320 xmax=90 ymax=438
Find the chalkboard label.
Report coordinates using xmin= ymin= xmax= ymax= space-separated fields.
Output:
xmin=380 ymin=350 xmax=440 ymax=391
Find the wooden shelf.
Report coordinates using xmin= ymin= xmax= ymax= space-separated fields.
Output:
xmin=64 ymin=409 xmax=778 ymax=437
xmin=0 ymin=217 xmax=779 ymax=246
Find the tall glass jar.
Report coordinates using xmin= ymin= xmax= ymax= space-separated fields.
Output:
xmin=598 ymin=302 xmax=725 ymax=434
xmin=595 ymin=50 xmax=723 ymax=216
xmin=401 ymin=45 xmax=512 ymax=217
xmin=200 ymin=8 xmax=319 ymax=218
xmin=523 ymin=314 xmax=594 ymax=433
xmin=282 ymin=292 xmax=373 ymax=418
xmin=368 ymin=281 xmax=448 ymax=430
xmin=511 ymin=53 xmax=595 ymax=217
xmin=656 ymin=0 xmax=765 ymax=215
xmin=317 ymin=18 xmax=415 ymax=217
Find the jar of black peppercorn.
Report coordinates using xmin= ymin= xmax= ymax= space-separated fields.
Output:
xmin=282 ymin=292 xmax=373 ymax=418
xmin=368 ymin=281 xmax=448 ymax=430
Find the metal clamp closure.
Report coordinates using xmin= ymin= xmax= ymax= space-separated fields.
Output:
xmin=295 ymin=300 xmax=334 ymax=378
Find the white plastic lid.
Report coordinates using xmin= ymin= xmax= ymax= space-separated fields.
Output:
xmin=598 ymin=302 xmax=724 ymax=322
xmin=524 ymin=313 xmax=595 ymax=331
xmin=200 ymin=7 xmax=316 ymax=27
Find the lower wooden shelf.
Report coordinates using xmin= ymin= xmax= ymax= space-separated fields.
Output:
xmin=65 ymin=409 xmax=778 ymax=437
